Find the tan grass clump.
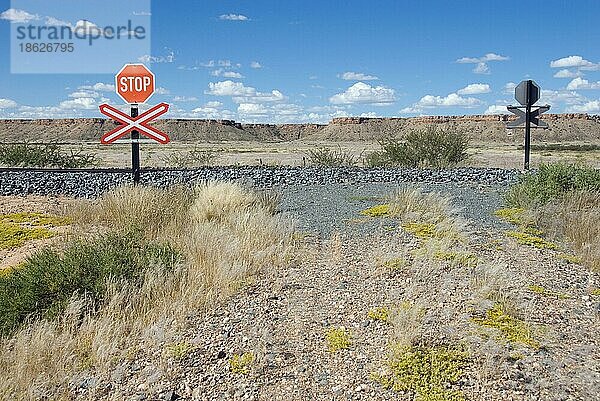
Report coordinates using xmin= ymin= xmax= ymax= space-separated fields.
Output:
xmin=0 ymin=182 xmax=293 ymax=399
xmin=529 ymin=190 xmax=600 ymax=271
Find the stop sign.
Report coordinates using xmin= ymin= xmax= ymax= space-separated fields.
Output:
xmin=115 ymin=64 xmax=155 ymax=104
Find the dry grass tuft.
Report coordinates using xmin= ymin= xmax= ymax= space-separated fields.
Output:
xmin=0 ymin=182 xmax=293 ymax=399
xmin=528 ymin=191 xmax=600 ymax=271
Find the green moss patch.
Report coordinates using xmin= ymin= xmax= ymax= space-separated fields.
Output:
xmin=1 ymin=212 xmax=71 ymax=227
xmin=528 ymin=285 xmax=570 ymax=299
xmin=0 ymin=222 xmax=54 ymax=250
xmin=0 ymin=213 xmax=71 ymax=250
xmin=494 ymin=208 xmax=526 ymax=226
xmin=505 ymin=231 xmax=558 ymax=250
xmin=325 ymin=326 xmax=352 ymax=352
xmin=434 ymin=250 xmax=478 ymax=268
xmin=402 ymin=222 xmax=437 ymax=239
xmin=472 ymin=303 xmax=539 ymax=348
xmin=229 ymin=352 xmax=255 ymax=374
xmin=557 ymin=253 xmax=582 ymax=264
xmin=360 ymin=204 xmax=391 ymax=217
xmin=372 ymin=345 xmax=469 ymax=401
xmin=368 ymin=306 xmax=390 ymax=323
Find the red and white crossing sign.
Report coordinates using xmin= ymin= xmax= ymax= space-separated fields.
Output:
xmin=115 ymin=64 xmax=155 ymax=104
xmin=99 ymin=103 xmax=170 ymax=144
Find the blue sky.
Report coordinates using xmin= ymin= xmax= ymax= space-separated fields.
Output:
xmin=1 ymin=0 xmax=600 ymax=122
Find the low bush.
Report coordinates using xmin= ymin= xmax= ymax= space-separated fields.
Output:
xmin=0 ymin=230 xmax=179 ymax=335
xmin=506 ymin=163 xmax=600 ymax=207
xmin=366 ymin=126 xmax=469 ymax=168
xmin=0 ymin=143 xmax=96 ymax=168
xmin=305 ymin=146 xmax=360 ymax=167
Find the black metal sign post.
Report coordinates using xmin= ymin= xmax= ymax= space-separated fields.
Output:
xmin=506 ymin=80 xmax=550 ymax=170
xmin=130 ymin=104 xmax=141 ymax=184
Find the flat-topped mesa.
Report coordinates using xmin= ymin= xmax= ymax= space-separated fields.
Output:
xmin=330 ymin=113 xmax=591 ymax=125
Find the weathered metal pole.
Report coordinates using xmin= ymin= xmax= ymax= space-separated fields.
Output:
xmin=524 ymin=80 xmax=532 ymax=170
xmin=131 ymin=104 xmax=141 ymax=184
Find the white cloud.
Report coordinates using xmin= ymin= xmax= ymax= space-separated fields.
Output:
xmin=138 ymin=51 xmax=175 ymax=64
xmin=550 ymin=55 xmax=595 ymax=69
xmin=219 ymin=14 xmax=249 ymax=21
xmin=190 ymin=105 xmax=235 ymax=120
xmin=200 ymin=60 xmax=238 ymax=68
xmin=0 ymin=99 xmax=18 ymax=108
xmin=329 ymin=82 xmax=395 ymax=105
xmin=133 ymin=11 xmax=152 ymax=16
xmin=554 ymin=69 xmax=582 ymax=79
xmin=504 ymin=82 xmax=517 ymax=94
xmin=172 ymin=96 xmax=199 ymax=102
xmin=484 ymin=105 xmax=510 ymax=115
xmin=68 ymin=90 xmax=99 ymax=99
xmin=211 ymin=69 xmax=244 ymax=79
xmin=416 ymin=93 xmax=482 ymax=108
xmin=205 ymin=101 xmax=222 ymax=108
xmin=565 ymin=100 xmax=600 ymax=113
xmin=400 ymin=91 xmax=483 ymax=114
xmin=72 ymin=20 xmax=104 ymax=37
xmin=206 ymin=80 xmax=287 ymax=104
xmin=238 ymin=103 xmax=268 ymax=116
xmin=399 ymin=106 xmax=422 ymax=114
xmin=234 ymin=90 xmax=286 ymax=104
xmin=566 ymin=77 xmax=600 ymax=90
xmin=339 ymin=72 xmax=379 ymax=81
xmin=538 ymin=89 xmax=586 ymax=105
xmin=155 ymin=87 xmax=170 ymax=95
xmin=0 ymin=8 xmax=39 ymax=23
xmin=59 ymin=97 xmax=98 ymax=110
xmin=80 ymin=82 xmax=115 ymax=92
xmin=456 ymin=53 xmax=509 ymax=63
xmin=473 ymin=63 xmax=490 ymax=74
xmin=457 ymin=83 xmax=491 ymax=95
xmin=250 ymin=61 xmax=262 ymax=69
xmin=456 ymin=53 xmax=509 ymax=74
xmin=206 ymin=81 xmax=255 ymax=97
xmin=45 ymin=16 xmax=71 ymax=27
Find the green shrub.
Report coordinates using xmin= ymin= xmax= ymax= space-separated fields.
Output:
xmin=305 ymin=146 xmax=360 ymax=167
xmin=0 ymin=230 xmax=180 ymax=335
xmin=0 ymin=143 xmax=96 ymax=168
xmin=372 ymin=345 xmax=469 ymax=401
xmin=366 ymin=126 xmax=469 ymax=168
xmin=506 ymin=163 xmax=600 ymax=207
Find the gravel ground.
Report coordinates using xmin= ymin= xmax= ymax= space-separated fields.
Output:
xmin=0 ymin=167 xmax=518 ymax=197
xmin=82 ymin=217 xmax=600 ymax=401
xmin=3 ymin=169 xmax=599 ymax=401
xmin=279 ymin=182 xmax=511 ymax=238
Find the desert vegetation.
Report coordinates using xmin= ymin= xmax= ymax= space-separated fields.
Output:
xmin=0 ymin=143 xmax=96 ymax=168
xmin=366 ymin=126 xmax=469 ymax=168
xmin=0 ymin=183 xmax=292 ymax=399
xmin=160 ymin=146 xmax=222 ymax=167
xmin=505 ymin=163 xmax=600 ymax=271
xmin=305 ymin=145 xmax=361 ymax=167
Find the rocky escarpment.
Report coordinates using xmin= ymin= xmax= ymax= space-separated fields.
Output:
xmin=0 ymin=114 xmax=599 ymax=143
xmin=319 ymin=114 xmax=600 ymax=142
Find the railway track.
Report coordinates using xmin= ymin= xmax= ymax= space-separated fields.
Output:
xmin=0 ymin=166 xmax=520 ymax=198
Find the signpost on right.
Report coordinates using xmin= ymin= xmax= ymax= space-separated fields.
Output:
xmin=506 ymin=80 xmax=550 ymax=170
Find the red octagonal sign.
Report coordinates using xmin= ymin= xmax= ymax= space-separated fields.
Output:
xmin=115 ymin=64 xmax=155 ymax=104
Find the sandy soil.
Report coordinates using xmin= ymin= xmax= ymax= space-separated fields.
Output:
xmin=0 ymin=195 xmax=75 ymax=270
xmin=57 ymin=140 xmax=600 ymax=170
